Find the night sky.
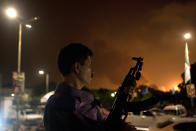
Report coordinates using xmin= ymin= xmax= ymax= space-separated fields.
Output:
xmin=0 ymin=0 xmax=196 ymax=91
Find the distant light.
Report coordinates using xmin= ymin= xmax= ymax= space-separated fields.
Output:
xmin=38 ymin=70 xmax=45 ymax=75
xmin=174 ymin=85 xmax=180 ymax=92
xmin=34 ymin=17 xmax=38 ymax=21
xmin=111 ymin=93 xmax=115 ymax=97
xmin=5 ymin=8 xmax=17 ymax=18
xmin=25 ymin=24 xmax=32 ymax=28
xmin=11 ymin=93 xmax=15 ymax=97
xmin=184 ymin=33 xmax=191 ymax=40
xmin=135 ymin=127 xmax=149 ymax=131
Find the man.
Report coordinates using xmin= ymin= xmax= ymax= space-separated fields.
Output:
xmin=44 ymin=43 xmax=136 ymax=131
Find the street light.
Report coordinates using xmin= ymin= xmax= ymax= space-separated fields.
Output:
xmin=38 ymin=70 xmax=45 ymax=75
xmin=5 ymin=7 xmax=22 ymax=73
xmin=5 ymin=7 xmax=38 ymax=74
xmin=5 ymin=7 xmax=39 ymax=94
xmin=38 ymin=69 xmax=49 ymax=93
xmin=5 ymin=8 xmax=17 ymax=19
xmin=25 ymin=24 xmax=32 ymax=29
xmin=184 ymin=33 xmax=191 ymax=40
xmin=5 ymin=7 xmax=38 ymax=130
xmin=183 ymin=33 xmax=195 ymax=107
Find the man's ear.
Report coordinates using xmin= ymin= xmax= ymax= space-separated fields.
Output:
xmin=73 ymin=62 xmax=81 ymax=74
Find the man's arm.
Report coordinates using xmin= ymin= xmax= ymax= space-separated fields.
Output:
xmin=44 ymin=105 xmax=85 ymax=131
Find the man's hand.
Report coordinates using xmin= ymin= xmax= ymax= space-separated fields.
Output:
xmin=123 ymin=80 xmax=137 ymax=102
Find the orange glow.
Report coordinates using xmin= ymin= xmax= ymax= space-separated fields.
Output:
xmin=161 ymin=86 xmax=167 ymax=92
xmin=171 ymin=79 xmax=181 ymax=92
xmin=154 ymin=79 xmax=182 ymax=92
xmin=173 ymin=85 xmax=180 ymax=92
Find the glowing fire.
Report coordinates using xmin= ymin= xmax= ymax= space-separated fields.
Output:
xmin=173 ymin=85 xmax=180 ymax=92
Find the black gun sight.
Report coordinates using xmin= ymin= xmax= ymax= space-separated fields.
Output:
xmin=132 ymin=57 xmax=143 ymax=61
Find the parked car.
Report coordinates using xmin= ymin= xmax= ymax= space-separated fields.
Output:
xmin=127 ymin=109 xmax=173 ymax=130
xmin=163 ymin=104 xmax=187 ymax=117
xmin=149 ymin=108 xmax=166 ymax=116
xmin=151 ymin=120 xmax=196 ymax=131
xmin=20 ymin=109 xmax=43 ymax=121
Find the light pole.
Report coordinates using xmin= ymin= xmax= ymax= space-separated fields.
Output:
xmin=184 ymin=33 xmax=191 ymax=84
xmin=5 ymin=8 xmax=38 ymax=130
xmin=6 ymin=7 xmax=34 ymax=74
xmin=6 ymin=7 xmax=39 ymax=95
xmin=38 ymin=69 xmax=50 ymax=93
xmin=184 ymin=33 xmax=195 ymax=107
xmin=18 ymin=23 xmax=22 ymax=73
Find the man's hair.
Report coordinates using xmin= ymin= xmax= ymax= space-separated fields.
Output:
xmin=58 ymin=43 xmax=93 ymax=76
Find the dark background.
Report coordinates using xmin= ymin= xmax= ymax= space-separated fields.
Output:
xmin=0 ymin=0 xmax=196 ymax=91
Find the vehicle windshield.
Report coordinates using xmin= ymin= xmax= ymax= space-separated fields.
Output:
xmin=164 ymin=109 xmax=177 ymax=115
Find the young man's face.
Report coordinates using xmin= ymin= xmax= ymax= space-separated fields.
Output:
xmin=78 ymin=56 xmax=93 ymax=86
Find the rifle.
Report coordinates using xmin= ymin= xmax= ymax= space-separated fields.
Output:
xmin=106 ymin=57 xmax=143 ymax=127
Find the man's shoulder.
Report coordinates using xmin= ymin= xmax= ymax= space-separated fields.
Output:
xmin=44 ymin=94 xmax=76 ymax=125
xmin=44 ymin=97 xmax=86 ymax=131
xmin=46 ymin=92 xmax=75 ymax=111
